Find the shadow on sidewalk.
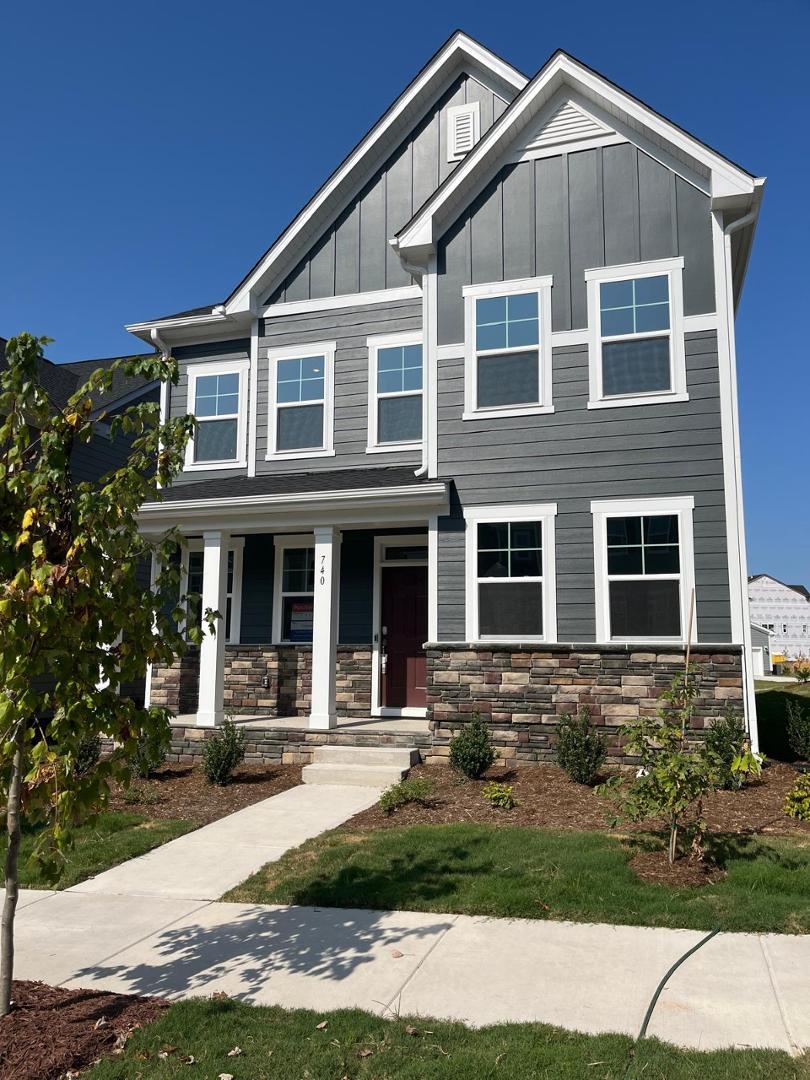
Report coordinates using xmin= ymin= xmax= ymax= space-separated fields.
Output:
xmin=74 ymin=904 xmax=453 ymax=1000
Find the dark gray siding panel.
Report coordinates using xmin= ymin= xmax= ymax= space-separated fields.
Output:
xmin=437 ymin=145 xmax=715 ymax=343
xmin=269 ymin=73 xmax=513 ymax=305
xmin=239 ymin=534 xmax=275 ymax=643
xmin=258 ymin=299 xmax=422 ymax=472
xmin=169 ymin=340 xmax=250 ymax=486
xmin=436 ymin=332 xmax=731 ymax=644
xmin=70 ymin=387 xmax=160 ymax=483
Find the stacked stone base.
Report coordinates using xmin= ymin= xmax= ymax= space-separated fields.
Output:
xmin=425 ymin=642 xmax=743 ymax=765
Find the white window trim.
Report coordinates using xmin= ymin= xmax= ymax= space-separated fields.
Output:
xmin=182 ymin=537 xmax=244 ymax=644
xmin=585 ymin=257 xmax=687 ymax=410
xmin=462 ymin=276 xmax=554 ymax=421
xmin=266 ymin=342 xmax=336 ymax=461
xmin=591 ymin=495 xmax=696 ymax=645
xmin=272 ymin=533 xmax=315 ymax=644
xmin=366 ymin=331 xmax=424 ymax=454
xmin=447 ymin=101 xmax=480 ymax=162
xmin=464 ymin=502 xmax=558 ymax=643
xmin=185 ymin=358 xmax=249 ymax=471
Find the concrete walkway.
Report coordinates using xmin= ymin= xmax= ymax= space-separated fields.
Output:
xmin=69 ymin=783 xmax=381 ymax=900
xmin=10 ymin=890 xmax=809 ymax=1053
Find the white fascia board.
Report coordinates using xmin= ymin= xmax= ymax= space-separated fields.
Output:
xmin=395 ymin=52 xmax=760 ymax=255
xmin=125 ymin=311 xmax=253 ymax=348
xmin=224 ymin=34 xmax=527 ymax=315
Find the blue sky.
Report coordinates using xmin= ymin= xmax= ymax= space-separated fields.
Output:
xmin=2 ymin=0 xmax=807 ymax=582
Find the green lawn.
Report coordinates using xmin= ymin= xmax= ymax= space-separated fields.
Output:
xmin=5 ymin=812 xmax=193 ymax=890
xmin=756 ymin=682 xmax=810 ymax=760
xmin=88 ymin=997 xmax=805 ymax=1079
xmin=225 ymin=823 xmax=810 ymax=934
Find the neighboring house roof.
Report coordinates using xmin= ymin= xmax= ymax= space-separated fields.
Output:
xmin=149 ymin=465 xmax=439 ymax=505
xmin=0 ymin=336 xmax=157 ymax=414
xmin=749 ymin=574 xmax=810 ymax=602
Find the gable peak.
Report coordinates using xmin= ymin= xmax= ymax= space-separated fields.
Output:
xmin=522 ymin=98 xmax=611 ymax=153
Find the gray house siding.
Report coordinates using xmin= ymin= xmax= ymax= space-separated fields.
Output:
xmin=268 ymin=73 xmax=511 ymax=305
xmin=436 ymin=331 xmax=732 ymax=644
xmin=437 ymin=143 xmax=716 ymax=344
xmin=70 ymin=386 xmax=160 ymax=483
xmin=170 ymin=339 xmax=251 ymax=486
xmin=257 ymin=298 xmax=422 ymax=472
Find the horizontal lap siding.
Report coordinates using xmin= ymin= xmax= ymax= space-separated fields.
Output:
xmin=437 ymin=332 xmax=731 ymax=643
xmin=258 ymin=299 xmax=422 ymax=471
xmin=269 ymin=74 xmax=512 ymax=305
xmin=171 ymin=340 xmax=251 ymax=485
xmin=437 ymin=143 xmax=715 ymax=344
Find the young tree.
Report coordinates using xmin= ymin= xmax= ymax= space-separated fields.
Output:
xmin=0 ymin=333 xmax=207 ymax=1015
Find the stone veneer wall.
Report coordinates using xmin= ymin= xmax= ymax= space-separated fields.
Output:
xmin=149 ymin=644 xmax=372 ymax=719
xmin=425 ymin=643 xmax=744 ymax=765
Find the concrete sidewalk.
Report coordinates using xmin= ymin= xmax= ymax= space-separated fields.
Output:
xmin=69 ymin=783 xmax=381 ymax=900
xmin=13 ymin=890 xmax=809 ymax=1053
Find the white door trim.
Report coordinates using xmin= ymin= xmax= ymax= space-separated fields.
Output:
xmin=371 ymin=534 xmax=429 ymax=718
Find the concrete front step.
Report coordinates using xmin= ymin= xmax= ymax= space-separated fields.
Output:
xmin=313 ymin=745 xmax=420 ymax=768
xmin=302 ymin=762 xmax=406 ymax=788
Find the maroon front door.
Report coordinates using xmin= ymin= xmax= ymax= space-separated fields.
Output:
xmin=381 ymin=564 xmax=428 ymax=709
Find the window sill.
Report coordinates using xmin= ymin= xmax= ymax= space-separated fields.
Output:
xmin=184 ymin=459 xmax=247 ymax=472
xmin=587 ymin=392 xmax=688 ymax=410
xmin=462 ymin=405 xmax=555 ymax=421
xmin=365 ymin=442 xmax=423 ymax=455
xmin=264 ymin=449 xmax=336 ymax=462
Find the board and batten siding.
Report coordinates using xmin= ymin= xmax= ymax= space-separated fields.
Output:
xmin=257 ymin=298 xmax=422 ymax=472
xmin=267 ymin=73 xmax=510 ymax=305
xmin=169 ymin=339 xmax=251 ymax=485
xmin=436 ymin=331 xmax=732 ymax=644
xmin=437 ymin=142 xmax=715 ymax=344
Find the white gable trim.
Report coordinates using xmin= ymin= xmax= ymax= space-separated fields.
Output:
xmin=395 ymin=52 xmax=760 ymax=256
xmin=224 ymin=33 xmax=527 ymax=316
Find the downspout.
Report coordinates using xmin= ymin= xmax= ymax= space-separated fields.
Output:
xmin=717 ymin=207 xmax=760 ymax=752
xmin=150 ymin=328 xmax=171 ymax=490
xmin=391 ymin=239 xmax=430 ymax=477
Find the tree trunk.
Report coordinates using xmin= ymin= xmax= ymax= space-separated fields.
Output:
xmin=0 ymin=727 xmax=24 ymax=1016
xmin=668 ymin=821 xmax=678 ymax=865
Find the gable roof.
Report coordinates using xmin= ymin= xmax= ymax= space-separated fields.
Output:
xmin=394 ymin=48 xmax=763 ymax=264
xmin=749 ymin=574 xmax=810 ymax=602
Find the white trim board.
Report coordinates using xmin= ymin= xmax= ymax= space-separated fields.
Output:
xmin=371 ymin=533 xmax=429 ymax=716
xmin=262 ymin=285 xmax=421 ymax=320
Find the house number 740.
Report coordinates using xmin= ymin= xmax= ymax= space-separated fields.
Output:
xmin=320 ymin=554 xmax=327 ymax=586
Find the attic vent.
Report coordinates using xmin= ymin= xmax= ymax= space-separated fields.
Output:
xmin=524 ymin=100 xmax=609 ymax=151
xmin=447 ymin=102 xmax=480 ymax=162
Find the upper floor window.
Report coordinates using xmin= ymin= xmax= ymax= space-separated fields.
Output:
xmin=464 ymin=503 xmax=558 ymax=642
xmin=185 ymin=359 xmax=248 ymax=470
xmin=585 ymin=258 xmax=686 ymax=409
xmin=367 ymin=332 xmax=423 ymax=452
xmin=267 ymin=343 xmax=335 ymax=460
xmin=462 ymin=277 xmax=553 ymax=421
xmin=592 ymin=496 xmax=695 ymax=643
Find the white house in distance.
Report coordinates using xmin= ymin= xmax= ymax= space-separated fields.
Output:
xmin=748 ymin=575 xmax=810 ymax=664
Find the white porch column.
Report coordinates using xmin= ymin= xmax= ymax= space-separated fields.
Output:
xmin=196 ymin=529 xmax=230 ymax=728
xmin=309 ymin=526 xmax=342 ymax=730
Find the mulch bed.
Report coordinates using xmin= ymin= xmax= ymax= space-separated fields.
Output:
xmin=107 ymin=763 xmax=302 ymax=827
xmin=0 ymin=981 xmax=166 ymax=1080
xmin=628 ymin=849 xmax=727 ymax=888
xmin=344 ymin=760 xmax=810 ymax=838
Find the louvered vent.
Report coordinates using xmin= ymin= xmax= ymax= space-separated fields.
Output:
xmin=524 ymin=101 xmax=609 ymax=151
xmin=447 ymin=102 xmax=480 ymax=162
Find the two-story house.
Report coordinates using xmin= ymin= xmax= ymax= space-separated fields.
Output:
xmin=128 ymin=33 xmax=765 ymax=763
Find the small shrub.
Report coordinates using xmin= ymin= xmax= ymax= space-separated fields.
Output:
xmin=786 ymin=698 xmax=810 ymax=761
xmin=448 ymin=714 xmax=496 ymax=779
xmin=482 ymin=782 xmax=516 ymax=810
xmin=378 ymin=777 xmax=434 ymax=815
xmin=203 ymin=716 xmax=246 ymax=786
xmin=784 ymin=773 xmax=810 ymax=821
xmin=792 ymin=665 xmax=810 ymax=684
xmin=705 ymin=706 xmax=749 ymax=789
xmin=74 ymin=734 xmax=102 ymax=777
xmin=556 ymin=708 xmax=607 ymax=786
xmin=121 ymin=785 xmax=162 ymax=807
xmin=133 ymin=731 xmax=167 ymax=779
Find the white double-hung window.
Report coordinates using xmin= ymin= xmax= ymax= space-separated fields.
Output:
xmin=592 ymin=496 xmax=696 ymax=643
xmin=183 ymin=538 xmax=244 ymax=644
xmin=464 ymin=503 xmax=557 ymax=642
xmin=272 ymin=535 xmax=316 ymax=643
xmin=367 ymin=332 xmax=423 ymax=452
xmin=186 ymin=359 xmax=249 ymax=469
xmin=462 ymin=276 xmax=553 ymax=420
xmin=266 ymin=343 xmax=335 ymax=459
xmin=585 ymin=257 xmax=687 ymax=408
